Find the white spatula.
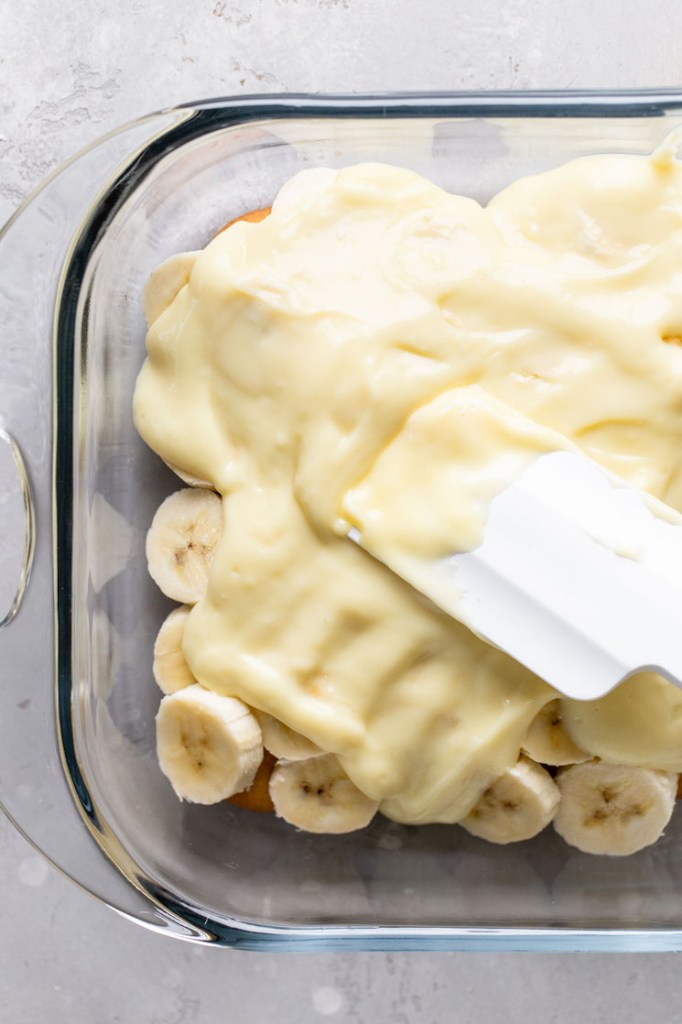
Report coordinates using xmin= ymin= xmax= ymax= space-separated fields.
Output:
xmin=347 ymin=448 xmax=682 ymax=701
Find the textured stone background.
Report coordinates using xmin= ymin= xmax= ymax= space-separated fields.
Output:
xmin=3 ymin=1 xmax=682 ymax=1021
xmin=3 ymin=0 xmax=682 ymax=223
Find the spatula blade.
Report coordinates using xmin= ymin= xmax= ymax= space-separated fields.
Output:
xmin=350 ymin=451 xmax=682 ymax=700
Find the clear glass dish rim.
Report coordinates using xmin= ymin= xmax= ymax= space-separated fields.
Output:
xmin=16 ymin=89 xmax=682 ymax=950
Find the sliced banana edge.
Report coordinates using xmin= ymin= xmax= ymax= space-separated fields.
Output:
xmin=146 ymin=488 xmax=223 ymax=604
xmin=521 ymin=699 xmax=591 ymax=767
xmin=143 ymin=250 xmax=198 ymax=327
xmin=553 ymin=761 xmax=678 ymax=856
xmin=153 ymin=605 xmax=197 ymax=695
xmin=257 ymin=711 xmax=324 ymax=761
xmin=460 ymin=755 xmax=560 ymax=845
xmin=269 ymin=753 xmax=378 ymax=834
xmin=156 ymin=685 xmax=263 ymax=804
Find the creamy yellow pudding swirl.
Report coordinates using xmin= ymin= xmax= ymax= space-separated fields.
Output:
xmin=344 ymin=385 xmax=576 ymax=557
xmin=134 ymin=151 xmax=682 ymax=824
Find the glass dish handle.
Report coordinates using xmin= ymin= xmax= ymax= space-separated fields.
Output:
xmin=0 ymin=108 xmax=206 ymax=940
xmin=0 ymin=426 xmax=36 ymax=628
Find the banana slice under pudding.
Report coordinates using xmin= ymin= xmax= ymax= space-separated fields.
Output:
xmin=269 ymin=754 xmax=378 ymax=835
xmin=146 ymin=489 xmax=222 ymax=604
xmin=156 ymin=686 xmax=263 ymax=804
xmin=460 ymin=756 xmax=560 ymax=845
xmin=553 ymin=762 xmax=677 ymax=856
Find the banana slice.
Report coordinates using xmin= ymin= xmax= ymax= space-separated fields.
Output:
xmin=143 ymin=251 xmax=198 ymax=327
xmin=156 ymin=685 xmax=263 ymax=804
xmin=460 ymin=755 xmax=560 ymax=845
xmin=553 ymin=761 xmax=677 ymax=856
xmin=153 ymin=605 xmax=196 ymax=695
xmin=269 ymin=754 xmax=378 ymax=834
xmin=146 ymin=488 xmax=223 ymax=604
xmin=521 ymin=699 xmax=590 ymax=767
xmin=257 ymin=712 xmax=323 ymax=761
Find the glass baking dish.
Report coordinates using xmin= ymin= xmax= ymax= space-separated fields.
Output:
xmin=3 ymin=91 xmax=682 ymax=951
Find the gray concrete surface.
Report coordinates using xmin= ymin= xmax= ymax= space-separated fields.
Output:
xmin=4 ymin=0 xmax=682 ymax=1021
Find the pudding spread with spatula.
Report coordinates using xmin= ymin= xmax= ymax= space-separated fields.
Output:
xmin=134 ymin=141 xmax=682 ymax=854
